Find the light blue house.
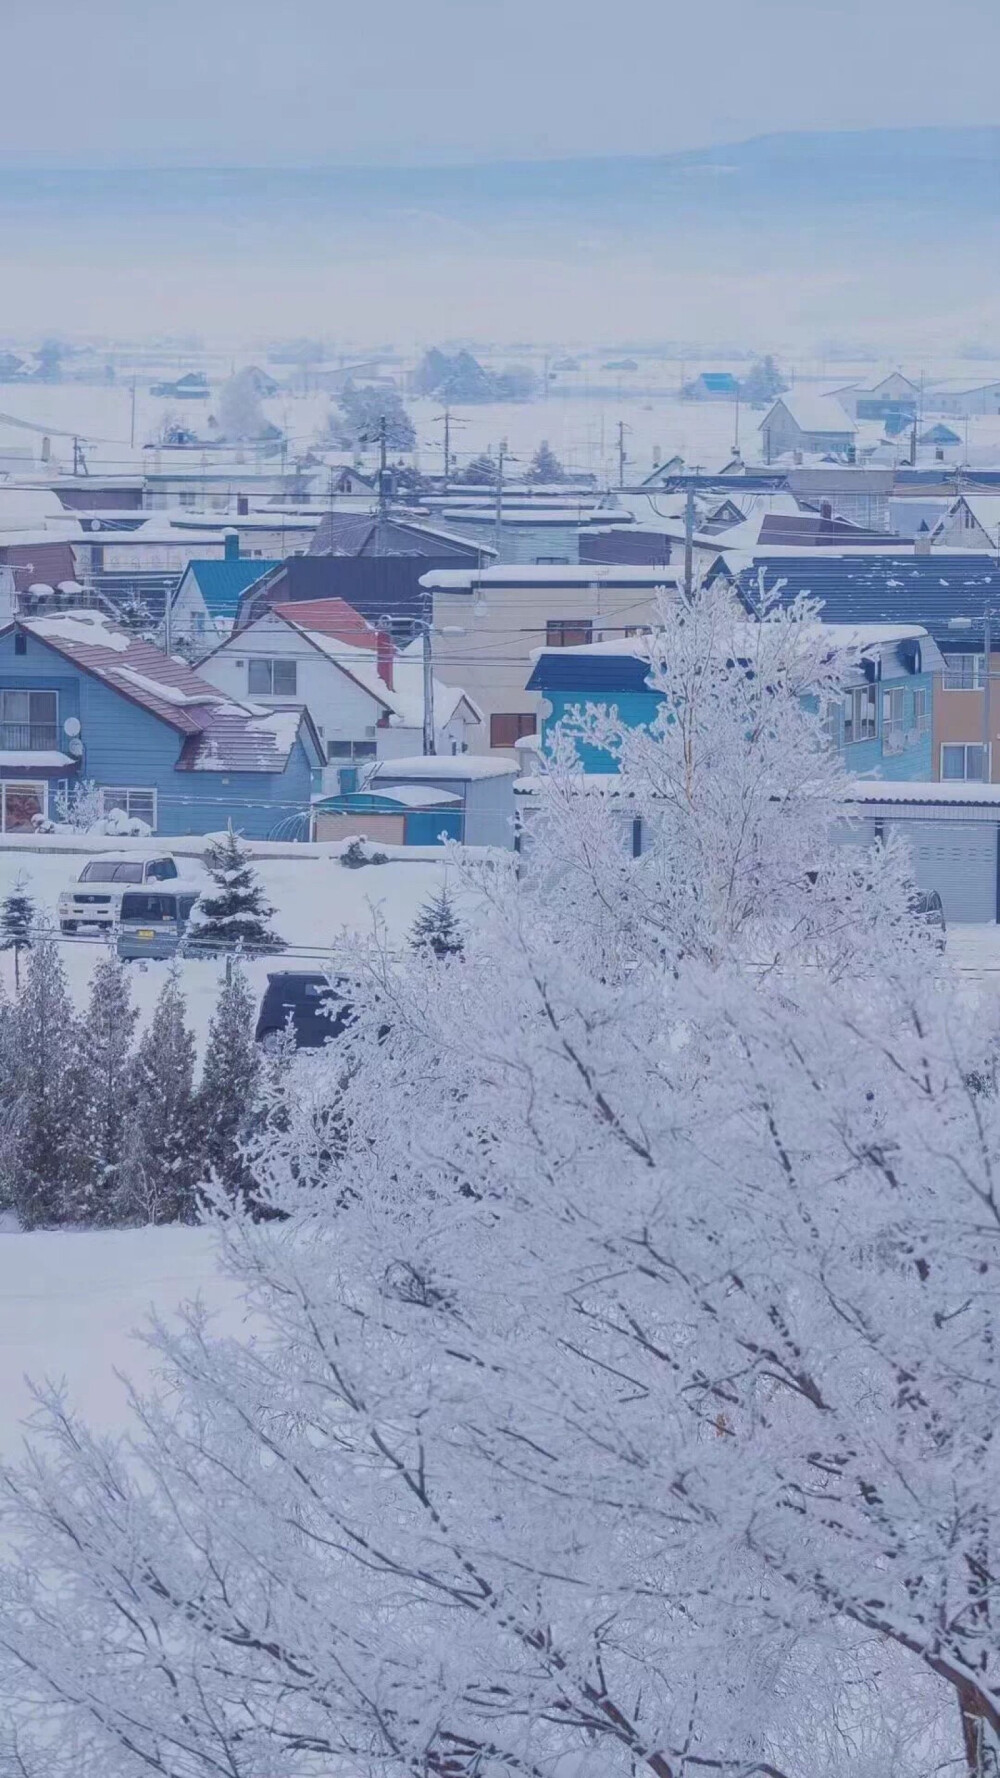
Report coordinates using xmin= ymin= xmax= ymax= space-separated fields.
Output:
xmin=0 ymin=608 xmax=323 ymax=838
xmin=525 ymin=622 xmax=941 ymax=780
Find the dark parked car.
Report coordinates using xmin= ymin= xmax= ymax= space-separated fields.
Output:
xmin=910 ymin=888 xmax=946 ymax=948
xmin=254 ymin=973 xmax=354 ymax=1051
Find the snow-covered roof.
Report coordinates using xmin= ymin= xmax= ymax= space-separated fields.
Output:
xmin=357 ymin=784 xmax=463 ymax=809
xmin=954 ymin=496 xmax=1000 ymax=534
xmin=421 ymin=565 xmax=683 ymax=591
xmin=178 ymin=704 xmax=312 ymax=773
xmin=0 ymin=749 xmax=73 ymax=767
xmin=369 ymin=755 xmax=518 ymax=781
xmin=761 ymin=391 xmax=856 ymax=435
xmin=28 ymin=611 xmax=131 ymax=652
xmin=845 ymin=779 xmax=1000 ymax=806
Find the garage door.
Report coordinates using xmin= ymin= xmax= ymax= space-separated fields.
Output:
xmin=890 ymin=821 xmax=998 ymax=924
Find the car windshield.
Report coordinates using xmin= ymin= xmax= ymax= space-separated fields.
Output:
xmin=80 ymin=862 xmax=144 ymax=884
xmin=119 ymin=892 xmax=178 ymax=923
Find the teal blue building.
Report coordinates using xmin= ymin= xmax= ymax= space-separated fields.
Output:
xmin=525 ymin=624 xmax=942 ymax=779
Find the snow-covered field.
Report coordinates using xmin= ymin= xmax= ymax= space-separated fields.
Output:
xmin=0 ymin=1224 xmax=235 ymax=1455
xmin=0 ymin=838 xmax=456 ymax=1053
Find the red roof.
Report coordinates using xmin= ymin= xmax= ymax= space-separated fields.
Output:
xmin=271 ymin=598 xmax=377 ymax=650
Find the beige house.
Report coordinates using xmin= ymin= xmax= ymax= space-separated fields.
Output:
xmin=420 ymin=564 xmax=681 ymax=752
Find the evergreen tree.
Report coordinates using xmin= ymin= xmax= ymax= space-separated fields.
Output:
xmin=410 ymin=885 xmax=464 ymax=959
xmin=457 ymin=451 xmax=498 ymax=485
xmin=191 ymin=829 xmax=285 ymax=954
xmin=5 ymin=929 xmax=84 ymax=1228
xmin=525 ymin=439 xmax=566 ymax=483
xmin=120 ymin=968 xmax=198 ymax=1224
xmin=335 ymin=382 xmax=416 ymax=451
xmin=75 ymin=952 xmax=139 ymax=1224
xmin=196 ymin=961 xmax=262 ymax=1206
xmin=0 ymin=874 xmax=34 ymax=991
xmin=740 ymin=354 xmax=788 ymax=405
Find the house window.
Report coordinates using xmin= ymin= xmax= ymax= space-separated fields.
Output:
xmin=0 ymin=780 xmax=46 ymax=832
xmin=943 ymin=653 xmax=984 ymax=690
xmin=913 ymin=688 xmax=930 ymax=724
xmin=545 ymin=619 xmax=593 ymax=648
xmin=964 ymin=506 xmax=976 ymax=529
xmin=0 ymin=689 xmax=58 ymax=751
xmin=248 ymin=657 xmax=297 ymax=696
xmin=14 ymin=633 xmax=26 ymax=656
xmin=326 ymin=740 xmax=377 ymax=761
xmin=491 ymin=712 xmax=537 ymax=749
xmin=100 ymin=787 xmax=158 ymax=829
xmin=536 ymin=556 xmax=569 ymax=565
xmin=941 ymin=744 xmax=988 ymax=782
xmin=842 ymin=685 xmax=877 ymax=744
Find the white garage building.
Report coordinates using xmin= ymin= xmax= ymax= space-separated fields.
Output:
xmin=844 ymin=782 xmax=1000 ymax=924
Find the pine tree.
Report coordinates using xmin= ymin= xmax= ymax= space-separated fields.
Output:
xmin=410 ymin=885 xmax=464 ymax=959
xmin=0 ymin=875 xmax=34 ymax=992
xmin=525 ymin=439 xmax=565 ymax=483
xmin=191 ymin=829 xmax=285 ymax=954
xmin=196 ymin=961 xmax=262 ymax=1206
xmin=75 ymin=951 xmax=139 ymax=1224
xmin=120 ymin=968 xmax=198 ymax=1224
xmin=5 ymin=929 xmax=84 ymax=1228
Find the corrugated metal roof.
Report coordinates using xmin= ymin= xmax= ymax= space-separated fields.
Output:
xmin=176 ymin=704 xmax=311 ymax=773
xmin=728 ymin=552 xmax=1000 ymax=648
xmin=13 ymin=612 xmax=223 ymax=734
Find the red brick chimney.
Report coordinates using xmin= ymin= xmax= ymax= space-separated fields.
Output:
xmin=376 ymin=628 xmax=394 ymax=691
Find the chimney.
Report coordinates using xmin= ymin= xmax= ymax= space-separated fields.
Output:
xmin=820 ymin=500 xmax=833 ymax=520
xmin=237 ymin=494 xmax=249 ymax=516
xmin=376 ymin=627 xmax=394 ymax=691
xmin=914 ymin=534 xmax=933 ymax=557
xmin=223 ymin=528 xmax=240 ymax=561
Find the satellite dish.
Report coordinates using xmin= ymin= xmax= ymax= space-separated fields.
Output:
xmin=63 ymin=716 xmax=81 ymax=738
xmin=67 ymin=738 xmax=84 ymax=760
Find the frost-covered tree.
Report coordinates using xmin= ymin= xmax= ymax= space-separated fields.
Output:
xmin=740 ymin=354 xmax=788 ymax=405
xmin=525 ymin=439 xmax=566 ymax=482
xmin=0 ymin=588 xmax=993 ymax=1778
xmin=119 ymin=968 xmax=198 ymax=1224
xmin=52 ymin=779 xmax=105 ymax=831
xmin=0 ymin=874 xmax=34 ymax=991
xmin=196 ymin=960 xmax=262 ymax=1206
xmin=74 ymin=951 xmax=139 ymax=1224
xmin=410 ymin=883 xmax=464 ymax=958
xmin=2 ymin=928 xmax=84 ymax=1227
xmin=190 ymin=828 xmax=284 ymax=954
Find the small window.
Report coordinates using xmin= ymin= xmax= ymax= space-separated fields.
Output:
xmin=942 ymin=743 xmax=988 ymax=781
xmin=535 ymin=555 xmax=570 ymax=565
xmin=14 ymin=633 xmax=26 ymax=656
xmin=546 ymin=619 xmax=593 ymax=648
xmin=842 ymin=685 xmax=878 ymax=744
xmin=326 ymin=739 xmax=377 ymax=761
xmin=943 ymin=653 xmax=984 ymax=691
xmin=248 ymin=657 xmax=297 ymax=696
xmin=491 ymin=712 xmax=537 ymax=749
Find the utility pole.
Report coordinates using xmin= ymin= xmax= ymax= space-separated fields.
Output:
xmin=683 ymin=485 xmax=695 ymax=601
xmin=443 ymin=406 xmax=451 ymax=489
xmin=733 ymin=384 xmax=741 ymax=456
xmin=617 ymin=420 xmax=627 ymax=488
xmin=422 ymin=607 xmax=436 ymax=756
xmin=984 ymin=606 xmax=992 ymax=782
xmin=494 ymin=438 xmax=507 ymax=559
xmin=129 ymin=376 xmax=137 ymax=451
xmin=377 ymin=414 xmax=389 ymax=513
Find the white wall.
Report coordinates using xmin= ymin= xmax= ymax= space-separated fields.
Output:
xmin=198 ymin=612 xmax=384 ymax=758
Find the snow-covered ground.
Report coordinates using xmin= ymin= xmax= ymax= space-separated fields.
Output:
xmin=0 ymin=839 xmax=456 ymax=1053
xmin=0 ymin=1224 xmax=236 ymax=1455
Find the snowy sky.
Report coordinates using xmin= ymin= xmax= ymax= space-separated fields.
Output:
xmin=4 ymin=0 xmax=1000 ymax=167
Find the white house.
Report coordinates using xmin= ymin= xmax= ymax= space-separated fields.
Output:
xmin=196 ymin=597 xmax=482 ymax=765
xmin=932 ymin=494 xmax=1000 ymax=553
xmin=759 ymin=391 xmax=857 ymax=462
xmin=924 ymin=379 xmax=1000 ymax=418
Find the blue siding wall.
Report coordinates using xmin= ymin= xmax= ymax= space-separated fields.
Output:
xmin=539 ymin=672 xmax=936 ymax=780
xmin=0 ymin=630 xmax=314 ymax=839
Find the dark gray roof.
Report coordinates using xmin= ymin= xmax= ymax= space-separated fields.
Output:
xmin=309 ymin=511 xmax=489 ymax=560
xmin=725 ymin=552 xmax=1000 ymax=650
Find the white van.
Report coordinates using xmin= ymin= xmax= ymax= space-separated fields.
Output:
xmin=58 ymin=854 xmax=181 ymax=932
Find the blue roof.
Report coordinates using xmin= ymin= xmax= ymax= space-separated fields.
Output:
xmin=182 ymin=558 xmax=281 ymax=619
xmin=699 ymin=372 xmax=739 ymax=391
xmin=725 ymin=552 xmax=1000 ymax=650
xmin=526 ymin=651 xmax=652 ymax=695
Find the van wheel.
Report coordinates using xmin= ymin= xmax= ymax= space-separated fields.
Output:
xmin=60 ymin=921 xmax=78 ymax=933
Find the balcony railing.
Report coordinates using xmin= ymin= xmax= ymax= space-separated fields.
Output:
xmin=0 ymin=723 xmax=60 ymax=752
